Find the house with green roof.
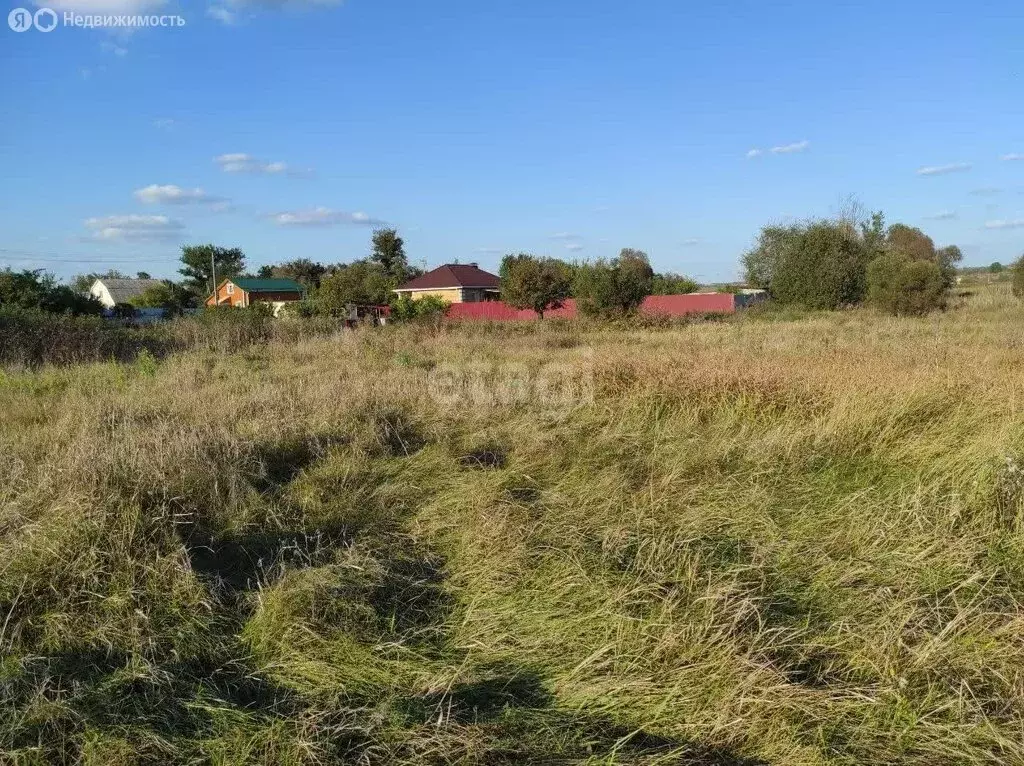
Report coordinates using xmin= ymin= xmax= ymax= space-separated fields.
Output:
xmin=207 ymin=277 xmax=306 ymax=315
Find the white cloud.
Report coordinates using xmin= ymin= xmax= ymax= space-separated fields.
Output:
xmin=473 ymin=247 xmax=502 ymax=255
xmin=970 ymin=187 xmax=1003 ymax=196
xmin=100 ymin=41 xmax=127 ymax=57
xmin=133 ymin=184 xmax=225 ymax=205
xmin=770 ymin=140 xmax=809 ymax=154
xmin=565 ymin=243 xmax=584 ymax=252
xmin=549 ymin=232 xmax=581 ymax=241
xmin=269 ymin=207 xmax=383 ymax=226
xmin=746 ymin=148 xmax=762 ymax=159
xmin=1001 ymin=153 xmax=1024 ymax=161
xmin=984 ymin=219 xmax=1024 ymax=230
xmin=222 ymin=0 xmax=342 ymax=7
xmin=923 ymin=210 xmax=957 ymax=220
xmin=152 ymin=117 xmax=175 ymax=130
xmin=36 ymin=0 xmax=166 ymax=12
xmin=916 ymin=162 xmax=972 ymax=176
xmin=681 ymin=238 xmax=701 ymax=246
xmin=83 ymin=214 xmax=184 ymax=242
xmin=207 ymin=5 xmax=237 ymax=23
xmin=214 ymin=153 xmax=310 ymax=176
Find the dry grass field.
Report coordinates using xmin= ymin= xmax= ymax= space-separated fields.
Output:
xmin=3 ymin=284 xmax=1024 ymax=764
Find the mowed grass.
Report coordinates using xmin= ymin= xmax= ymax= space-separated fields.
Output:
xmin=3 ymin=285 xmax=1024 ymax=764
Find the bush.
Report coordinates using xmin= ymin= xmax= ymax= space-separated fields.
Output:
xmin=766 ymin=221 xmax=871 ymax=309
xmin=0 ymin=268 xmax=103 ymax=316
xmin=499 ymin=254 xmax=572 ymax=317
xmin=573 ymin=249 xmax=653 ymax=317
xmin=390 ymin=294 xmax=449 ymax=323
xmin=867 ymin=252 xmax=946 ymax=316
xmin=1013 ymin=256 xmax=1024 ymax=299
xmin=0 ymin=307 xmax=167 ymax=368
xmin=650 ymin=272 xmax=700 ymax=295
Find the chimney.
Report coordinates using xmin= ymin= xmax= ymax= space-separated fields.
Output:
xmin=470 ymin=262 xmax=478 ymax=268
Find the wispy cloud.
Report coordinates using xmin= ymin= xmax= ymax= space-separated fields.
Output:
xmin=214 ymin=153 xmax=311 ymax=177
xmin=207 ymin=5 xmax=237 ymax=24
xmin=269 ymin=207 xmax=383 ymax=227
xmin=970 ymin=187 xmax=1003 ymax=196
xmin=549 ymin=232 xmax=582 ymax=241
xmin=100 ymin=41 xmax=127 ymax=57
xmin=1001 ymin=153 xmax=1024 ymax=162
xmin=83 ymin=214 xmax=184 ymax=242
xmin=681 ymin=238 xmax=701 ymax=246
xmin=38 ymin=0 xmax=166 ymax=13
xmin=219 ymin=0 xmax=343 ymax=8
xmin=133 ymin=184 xmax=226 ymax=206
xmin=564 ymin=243 xmax=583 ymax=252
xmin=746 ymin=141 xmax=808 ymax=158
xmin=923 ymin=210 xmax=957 ymax=221
xmin=152 ymin=117 xmax=175 ymax=130
xmin=916 ymin=162 xmax=972 ymax=176
xmin=984 ymin=219 xmax=1024 ymax=230
xmin=473 ymin=247 xmax=502 ymax=255
xmin=770 ymin=140 xmax=809 ymax=154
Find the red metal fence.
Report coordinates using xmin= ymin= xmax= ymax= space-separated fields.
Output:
xmin=445 ymin=293 xmax=736 ymax=321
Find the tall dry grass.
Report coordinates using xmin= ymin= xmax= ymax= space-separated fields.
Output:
xmin=2 ymin=285 xmax=1024 ymax=764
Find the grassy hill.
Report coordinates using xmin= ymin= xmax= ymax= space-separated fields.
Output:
xmin=2 ymin=285 xmax=1023 ymax=765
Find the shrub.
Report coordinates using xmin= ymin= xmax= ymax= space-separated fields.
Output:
xmin=767 ymin=221 xmax=871 ymax=309
xmin=1013 ymin=256 xmax=1024 ymax=299
xmin=0 ymin=307 xmax=167 ymax=368
xmin=0 ymin=268 xmax=103 ymax=316
xmin=867 ymin=252 xmax=946 ymax=316
xmin=130 ymin=282 xmax=195 ymax=315
xmin=650 ymin=272 xmax=700 ymax=295
xmin=316 ymin=261 xmax=394 ymax=313
xmin=389 ymin=294 xmax=449 ymax=323
xmin=573 ymin=249 xmax=653 ymax=317
xmin=499 ymin=253 xmax=572 ymax=318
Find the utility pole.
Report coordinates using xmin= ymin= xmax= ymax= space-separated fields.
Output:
xmin=210 ymin=251 xmax=218 ymax=307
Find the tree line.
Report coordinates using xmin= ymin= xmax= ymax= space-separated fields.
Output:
xmin=740 ymin=209 xmax=966 ymax=315
xmin=498 ymin=250 xmax=699 ymax=318
xmin=6 ymin=214 xmax=1023 ymax=321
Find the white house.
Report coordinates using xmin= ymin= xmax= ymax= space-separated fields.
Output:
xmin=88 ymin=278 xmax=165 ymax=309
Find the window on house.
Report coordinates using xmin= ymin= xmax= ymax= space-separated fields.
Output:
xmin=226 ymin=283 xmax=234 ymax=295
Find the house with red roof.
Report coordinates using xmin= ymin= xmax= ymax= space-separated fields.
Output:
xmin=393 ymin=263 xmax=501 ymax=303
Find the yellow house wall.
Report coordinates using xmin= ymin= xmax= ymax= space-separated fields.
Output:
xmin=405 ymin=288 xmax=464 ymax=303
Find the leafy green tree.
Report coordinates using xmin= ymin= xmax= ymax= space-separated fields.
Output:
xmin=884 ymin=224 xmax=960 ymax=288
xmin=71 ymin=269 xmax=128 ymax=293
xmin=130 ymin=281 xmax=195 ymax=315
xmin=370 ymin=228 xmax=408 ymax=279
xmin=764 ymin=221 xmax=871 ymax=309
xmin=257 ymin=258 xmax=327 ymax=289
xmin=179 ymin=244 xmax=246 ymax=295
xmin=136 ymin=271 xmax=151 ymax=280
xmin=885 ymin=224 xmax=936 ymax=263
xmin=0 ymin=269 xmax=102 ymax=315
xmin=989 ymin=262 xmax=1005 ymax=274
xmin=651 ymin=272 xmax=699 ymax=295
xmin=1012 ymin=256 xmax=1024 ymax=299
xmin=316 ymin=260 xmax=393 ymax=313
xmin=740 ymin=224 xmax=802 ymax=289
xmin=934 ymin=245 xmax=963 ymax=287
xmin=390 ymin=294 xmax=449 ymax=323
xmin=867 ymin=252 xmax=946 ymax=316
xmin=499 ymin=253 xmax=572 ymax=318
xmin=573 ymin=248 xmax=654 ymax=316
xmin=860 ymin=211 xmax=887 ymax=256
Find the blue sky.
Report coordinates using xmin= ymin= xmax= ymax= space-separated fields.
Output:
xmin=1 ymin=0 xmax=1022 ymax=283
